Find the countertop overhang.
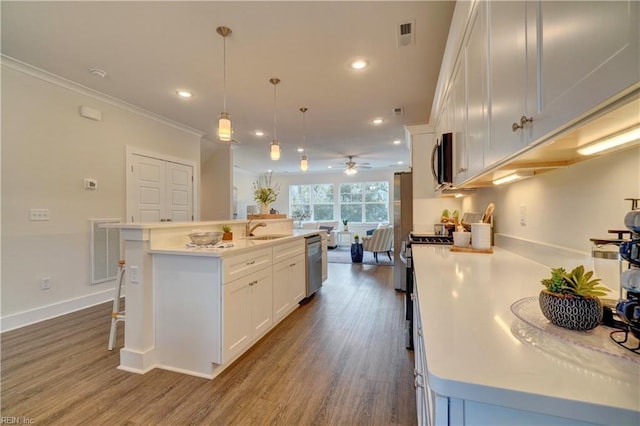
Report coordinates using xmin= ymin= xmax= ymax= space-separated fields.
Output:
xmin=412 ymin=245 xmax=640 ymax=425
xmin=149 ymin=229 xmax=322 ymax=258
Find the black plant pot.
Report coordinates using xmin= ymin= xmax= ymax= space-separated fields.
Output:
xmin=539 ymin=290 xmax=603 ymax=330
xmin=351 ymin=243 xmax=363 ymax=263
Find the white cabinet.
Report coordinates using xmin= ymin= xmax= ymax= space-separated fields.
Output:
xmin=451 ymin=57 xmax=467 ymax=185
xmin=434 ymin=0 xmax=639 ymax=186
xmin=272 ymin=239 xmax=306 ymax=323
xmin=273 ymin=253 xmax=306 ymax=322
xmin=531 ymin=0 xmax=640 ymax=144
xmin=222 ymin=248 xmax=274 ymax=363
xmin=463 ymin=1 xmax=487 ymax=180
xmin=486 ymin=0 xmax=535 ymax=168
xmin=448 ymin=1 xmax=488 ymax=186
xmin=222 ymin=266 xmax=273 ymax=363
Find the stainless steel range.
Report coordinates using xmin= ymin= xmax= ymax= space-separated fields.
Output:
xmin=402 ymin=232 xmax=453 ymax=349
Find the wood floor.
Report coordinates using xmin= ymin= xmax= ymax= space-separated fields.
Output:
xmin=1 ymin=263 xmax=416 ymax=425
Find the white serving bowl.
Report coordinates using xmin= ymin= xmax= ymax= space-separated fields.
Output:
xmin=188 ymin=231 xmax=223 ymax=245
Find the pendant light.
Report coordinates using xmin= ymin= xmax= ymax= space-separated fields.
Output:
xmin=216 ymin=26 xmax=232 ymax=142
xmin=300 ymin=107 xmax=308 ymax=172
xmin=269 ymin=78 xmax=281 ymax=160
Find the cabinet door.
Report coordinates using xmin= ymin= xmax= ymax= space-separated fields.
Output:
xmin=486 ymin=0 xmax=533 ymax=168
xmin=534 ymin=0 xmax=640 ymax=144
xmin=223 ymin=277 xmax=252 ymax=362
xmin=289 ymin=254 xmax=306 ymax=304
xmin=465 ymin=1 xmax=488 ymax=178
xmin=250 ymin=267 xmax=273 ymax=340
xmin=272 ymin=260 xmax=293 ymax=323
xmin=451 ymin=57 xmax=467 ymax=185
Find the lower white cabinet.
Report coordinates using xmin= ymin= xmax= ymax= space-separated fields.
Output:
xmin=272 ymin=253 xmax=306 ymax=323
xmin=222 ymin=265 xmax=273 ymax=363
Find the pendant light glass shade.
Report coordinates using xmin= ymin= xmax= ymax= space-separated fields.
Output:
xmin=269 ymin=78 xmax=281 ymax=161
xmin=216 ymin=26 xmax=232 ymax=142
xmin=270 ymin=141 xmax=281 ymax=160
xmin=218 ymin=112 xmax=231 ymax=142
xmin=345 ymin=166 xmax=357 ymax=175
xmin=300 ymin=155 xmax=308 ymax=172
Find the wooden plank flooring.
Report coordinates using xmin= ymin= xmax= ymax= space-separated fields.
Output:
xmin=1 ymin=263 xmax=416 ymax=425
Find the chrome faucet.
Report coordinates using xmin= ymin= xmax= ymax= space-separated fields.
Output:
xmin=246 ymin=219 xmax=267 ymax=236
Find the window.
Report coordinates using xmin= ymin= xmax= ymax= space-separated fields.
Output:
xmin=340 ymin=181 xmax=389 ymax=223
xmin=289 ymin=181 xmax=388 ymax=223
xmin=289 ymin=184 xmax=334 ymax=221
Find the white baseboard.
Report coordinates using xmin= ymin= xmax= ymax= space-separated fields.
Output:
xmin=0 ymin=289 xmax=115 ymax=332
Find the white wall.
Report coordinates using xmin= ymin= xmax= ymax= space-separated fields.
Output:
xmin=461 ymin=146 xmax=640 ymax=253
xmin=1 ymin=65 xmax=201 ymax=328
xmin=201 ymin=142 xmax=232 ymax=220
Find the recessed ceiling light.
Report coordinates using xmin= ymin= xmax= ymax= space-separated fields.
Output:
xmin=254 ymin=130 xmax=264 ymax=137
xmin=350 ymin=59 xmax=369 ymax=70
xmin=397 ymin=161 xmax=403 ymax=165
xmin=372 ymin=118 xmax=383 ymax=125
xmin=393 ymin=139 xmax=401 ymax=145
xmin=176 ymin=90 xmax=193 ymax=99
xmin=328 ymin=166 xmax=333 ymax=169
xmin=297 ymin=147 xmax=304 ymax=153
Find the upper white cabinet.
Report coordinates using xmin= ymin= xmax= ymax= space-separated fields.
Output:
xmin=431 ymin=0 xmax=640 ymax=187
xmin=531 ymin=0 xmax=640 ymax=144
xmin=486 ymin=1 xmax=536 ymax=168
xmin=464 ymin=2 xmax=488 ymax=181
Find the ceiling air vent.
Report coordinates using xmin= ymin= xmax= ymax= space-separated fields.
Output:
xmin=393 ymin=107 xmax=404 ymax=116
xmin=397 ymin=19 xmax=416 ymax=47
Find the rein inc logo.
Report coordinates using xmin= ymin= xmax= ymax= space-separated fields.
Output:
xmin=1 ymin=417 xmax=35 ymax=424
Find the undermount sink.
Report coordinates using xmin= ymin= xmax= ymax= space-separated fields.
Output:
xmin=247 ymin=234 xmax=289 ymax=240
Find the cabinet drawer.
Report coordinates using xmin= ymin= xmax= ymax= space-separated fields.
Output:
xmin=272 ymin=239 xmax=305 ymax=264
xmin=223 ymin=248 xmax=272 ymax=283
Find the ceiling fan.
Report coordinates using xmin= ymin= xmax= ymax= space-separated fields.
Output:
xmin=337 ymin=156 xmax=372 ymax=175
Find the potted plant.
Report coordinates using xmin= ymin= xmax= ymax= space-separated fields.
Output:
xmin=221 ymin=224 xmax=233 ymax=241
xmin=539 ymin=265 xmax=610 ymax=330
xmin=342 ymin=219 xmax=349 ymax=231
xmin=252 ymin=172 xmax=280 ymax=215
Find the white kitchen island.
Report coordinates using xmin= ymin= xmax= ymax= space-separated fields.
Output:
xmin=412 ymin=244 xmax=640 ymax=426
xmin=103 ymin=219 xmax=324 ymax=379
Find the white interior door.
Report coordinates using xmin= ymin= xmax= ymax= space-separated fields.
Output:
xmin=129 ymin=153 xmax=194 ymax=223
xmin=166 ymin=162 xmax=193 ymax=222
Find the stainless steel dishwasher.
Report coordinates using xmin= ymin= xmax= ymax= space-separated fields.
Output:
xmin=305 ymin=234 xmax=323 ymax=297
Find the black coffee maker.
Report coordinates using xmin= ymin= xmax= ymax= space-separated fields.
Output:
xmin=611 ymin=198 xmax=640 ymax=353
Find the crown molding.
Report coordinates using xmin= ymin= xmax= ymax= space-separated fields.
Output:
xmin=1 ymin=55 xmax=205 ymax=137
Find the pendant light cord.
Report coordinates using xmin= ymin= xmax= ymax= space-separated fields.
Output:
xmin=223 ymin=35 xmax=227 ymax=112
xmin=273 ymin=83 xmax=277 ymax=140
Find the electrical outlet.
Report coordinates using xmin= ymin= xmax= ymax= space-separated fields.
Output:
xmin=520 ymin=205 xmax=527 ymax=227
xmin=40 ymin=277 xmax=51 ymax=290
xmin=130 ymin=266 xmax=139 ymax=283
xmin=30 ymin=209 xmax=50 ymax=221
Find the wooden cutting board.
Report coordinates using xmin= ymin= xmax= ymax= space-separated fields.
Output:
xmin=450 ymin=246 xmax=493 ymax=254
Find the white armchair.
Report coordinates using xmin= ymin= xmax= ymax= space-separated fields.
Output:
xmin=362 ymin=226 xmax=393 ymax=263
xmin=301 ymin=221 xmax=338 ymax=248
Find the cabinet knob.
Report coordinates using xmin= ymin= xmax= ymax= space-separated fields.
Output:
xmin=246 ymin=260 xmax=256 ymax=265
xmin=512 ymin=115 xmax=533 ymax=132
xmin=457 ymin=167 xmax=467 ymax=173
xmin=248 ymin=280 xmax=258 ymax=286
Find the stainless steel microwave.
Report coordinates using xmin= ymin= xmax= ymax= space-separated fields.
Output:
xmin=430 ymin=132 xmax=453 ymax=189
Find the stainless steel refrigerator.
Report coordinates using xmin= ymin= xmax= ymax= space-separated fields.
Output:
xmin=393 ymin=171 xmax=412 ymax=291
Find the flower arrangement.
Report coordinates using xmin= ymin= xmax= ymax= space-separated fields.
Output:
xmin=252 ymin=172 xmax=280 ymax=207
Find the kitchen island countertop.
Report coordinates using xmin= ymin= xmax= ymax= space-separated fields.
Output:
xmin=412 ymin=245 xmax=639 ymax=425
